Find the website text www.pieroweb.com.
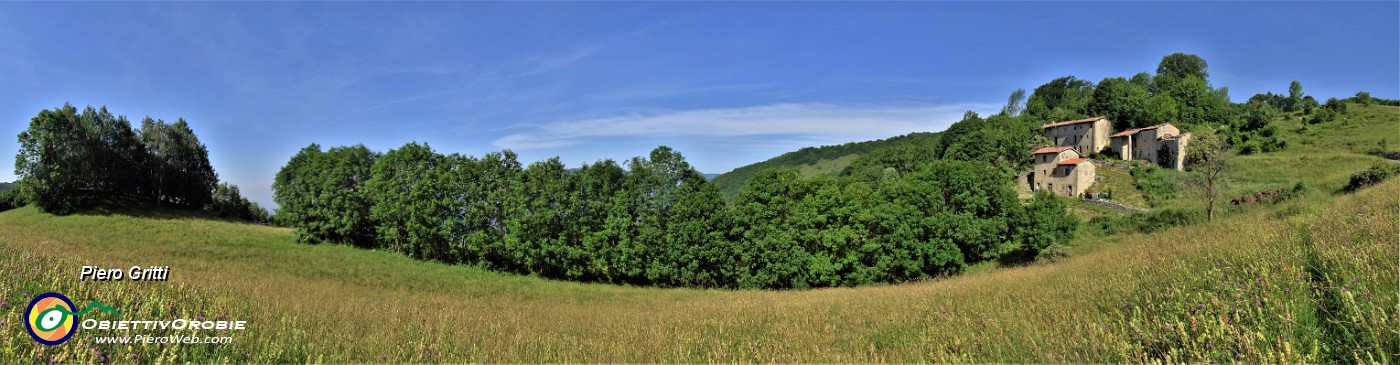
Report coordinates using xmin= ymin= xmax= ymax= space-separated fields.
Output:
xmin=23 ymin=265 xmax=247 ymax=348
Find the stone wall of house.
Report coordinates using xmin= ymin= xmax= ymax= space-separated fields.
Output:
xmin=1043 ymin=118 xmax=1112 ymax=156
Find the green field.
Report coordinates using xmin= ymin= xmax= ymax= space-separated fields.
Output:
xmin=1 ymin=105 xmax=1395 ymax=363
xmin=2 ymin=175 xmax=1395 ymax=363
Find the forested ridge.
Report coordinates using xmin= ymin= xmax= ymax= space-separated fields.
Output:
xmin=710 ymin=132 xmax=938 ymax=196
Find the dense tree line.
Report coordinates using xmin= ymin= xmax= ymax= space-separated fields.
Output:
xmin=12 ymin=104 xmax=267 ymax=220
xmin=274 ymin=142 xmax=1076 ymax=289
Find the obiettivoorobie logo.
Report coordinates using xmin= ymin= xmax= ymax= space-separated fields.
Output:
xmin=24 ymin=292 xmax=120 ymax=346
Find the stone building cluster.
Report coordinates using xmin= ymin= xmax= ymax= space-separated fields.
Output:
xmin=1029 ymin=116 xmax=1190 ymax=197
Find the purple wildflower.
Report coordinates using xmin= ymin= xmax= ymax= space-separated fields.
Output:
xmin=129 ymin=353 xmax=138 ymax=359
xmin=1363 ymin=291 xmax=1370 ymax=297
xmin=1235 ymin=353 xmax=1242 ymax=359
xmin=1 ymin=301 xmax=6 ymax=307
xmin=197 ymin=315 xmax=205 ymax=321
xmin=379 ymin=354 xmax=389 ymax=361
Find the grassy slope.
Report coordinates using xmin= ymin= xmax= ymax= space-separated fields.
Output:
xmin=0 ymin=106 xmax=1392 ymax=363
xmin=1 ymin=177 xmax=1395 ymax=363
xmin=1154 ymin=104 xmax=1396 ymax=212
xmin=795 ymin=153 xmax=861 ymax=178
xmin=1085 ymin=166 xmax=1149 ymax=209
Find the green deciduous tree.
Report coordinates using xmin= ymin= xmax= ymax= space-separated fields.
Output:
xmin=272 ymin=144 xmax=378 ymax=246
xmin=16 ymin=105 xmax=91 ymax=213
xmin=1092 ymin=77 xmax=1153 ymax=130
xmin=1184 ymin=133 xmax=1232 ymax=222
xmin=1287 ymin=80 xmax=1304 ymax=112
xmin=1156 ymin=53 xmax=1209 ymax=81
xmin=15 ymin=104 xmax=215 ymax=214
xmin=140 ymin=118 xmax=218 ymax=208
xmin=207 ymin=182 xmax=269 ymax=223
xmin=1025 ymin=76 xmax=1095 ymax=121
xmin=365 ymin=142 xmax=451 ymax=259
xmin=1002 ymin=88 xmax=1027 ymax=116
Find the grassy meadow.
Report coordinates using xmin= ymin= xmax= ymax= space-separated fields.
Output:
xmin=0 ymin=105 xmax=1395 ymax=363
xmin=0 ymin=177 xmax=1395 ymax=363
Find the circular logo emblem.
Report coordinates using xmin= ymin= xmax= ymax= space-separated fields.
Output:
xmin=25 ymin=292 xmax=77 ymax=346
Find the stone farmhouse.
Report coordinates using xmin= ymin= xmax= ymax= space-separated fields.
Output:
xmin=1029 ymin=146 xmax=1096 ymax=197
xmin=1109 ymin=123 xmax=1190 ymax=170
xmin=1030 ymin=116 xmax=1192 ymax=198
xmin=1040 ymin=116 xmax=1113 ymax=157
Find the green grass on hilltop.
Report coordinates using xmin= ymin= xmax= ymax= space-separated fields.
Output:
xmin=1 ymin=174 xmax=1394 ymax=362
xmin=710 ymin=132 xmax=937 ymax=196
xmin=795 ymin=153 xmax=860 ymax=178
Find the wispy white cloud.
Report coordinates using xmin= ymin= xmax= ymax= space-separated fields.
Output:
xmin=480 ymin=46 xmax=601 ymax=81
xmin=358 ymin=91 xmax=457 ymax=114
xmin=493 ymin=102 xmax=998 ymax=150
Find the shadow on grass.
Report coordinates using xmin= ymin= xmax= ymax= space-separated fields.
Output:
xmin=71 ymin=195 xmax=255 ymax=224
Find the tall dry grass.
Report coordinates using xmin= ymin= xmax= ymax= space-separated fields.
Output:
xmin=0 ymin=178 xmax=1393 ymax=363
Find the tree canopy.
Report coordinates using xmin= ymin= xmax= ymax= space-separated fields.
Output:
xmin=274 ymin=142 xmax=1078 ymax=289
xmin=13 ymin=104 xmax=262 ymax=219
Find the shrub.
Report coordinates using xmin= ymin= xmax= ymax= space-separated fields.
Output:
xmin=0 ymin=188 xmax=24 ymax=212
xmin=1035 ymin=244 xmax=1072 ymax=263
xmin=1086 ymin=208 xmax=1203 ymax=236
xmin=1135 ymin=208 xmax=1204 ymax=232
xmin=1344 ymin=163 xmax=1400 ymax=193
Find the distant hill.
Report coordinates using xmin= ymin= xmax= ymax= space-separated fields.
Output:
xmin=703 ymin=173 xmax=721 ymax=181
xmin=0 ymin=182 xmax=13 ymax=192
xmin=711 ymin=132 xmax=939 ymax=196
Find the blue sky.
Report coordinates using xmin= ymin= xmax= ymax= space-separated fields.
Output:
xmin=1 ymin=2 xmax=1395 ymax=209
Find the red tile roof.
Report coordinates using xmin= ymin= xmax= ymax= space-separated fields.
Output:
xmin=1041 ymin=116 xmax=1107 ymax=129
xmin=1057 ymin=157 xmax=1090 ymax=166
xmin=1031 ymin=146 xmax=1073 ymax=155
xmin=1110 ymin=123 xmax=1170 ymax=138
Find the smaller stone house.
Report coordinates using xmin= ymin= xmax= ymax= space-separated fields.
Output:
xmin=1041 ymin=116 xmax=1113 ymax=156
xmin=1109 ymin=123 xmax=1191 ymax=170
xmin=1029 ymin=146 xmax=1097 ymax=197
